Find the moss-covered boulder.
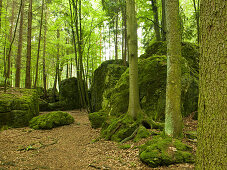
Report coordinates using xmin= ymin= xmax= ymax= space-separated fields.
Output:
xmin=105 ymin=42 xmax=199 ymax=120
xmin=46 ymin=88 xmax=59 ymax=103
xmin=139 ymin=135 xmax=194 ymax=167
xmin=91 ymin=60 xmax=128 ymax=112
xmin=59 ymin=77 xmax=80 ymax=110
xmin=29 ymin=111 xmax=74 ymax=129
xmin=0 ymin=88 xmax=39 ymax=128
xmin=89 ymin=111 xmax=108 ymax=129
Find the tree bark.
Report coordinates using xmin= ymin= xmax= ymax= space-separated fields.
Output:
xmin=7 ymin=0 xmax=15 ymax=80
xmin=161 ymin=0 xmax=166 ymax=41
xmin=126 ymin=0 xmax=142 ymax=120
xmin=0 ymin=0 xmax=2 ymax=33
xmin=165 ymin=0 xmax=182 ymax=138
xmin=43 ymin=3 xmax=47 ymax=98
xmin=196 ymin=0 xmax=226 ymax=169
xmin=115 ymin=14 xmax=118 ymax=60
xmin=15 ymin=0 xmax=25 ymax=87
xmin=25 ymin=0 xmax=33 ymax=89
xmin=151 ymin=0 xmax=161 ymax=41
xmin=34 ymin=0 xmax=44 ymax=88
xmin=192 ymin=0 xmax=200 ymax=44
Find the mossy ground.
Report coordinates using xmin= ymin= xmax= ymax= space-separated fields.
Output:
xmin=29 ymin=111 xmax=74 ymax=130
xmin=139 ymin=135 xmax=194 ymax=167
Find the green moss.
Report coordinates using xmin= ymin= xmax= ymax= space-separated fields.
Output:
xmin=91 ymin=60 xmax=128 ymax=112
xmin=89 ymin=111 xmax=108 ymax=129
xmin=118 ymin=144 xmax=131 ymax=149
xmin=0 ymin=88 xmax=39 ymax=128
xmin=59 ymin=77 xmax=80 ymax=110
xmin=105 ymin=46 xmax=198 ymax=120
xmin=139 ymin=135 xmax=194 ymax=167
xmin=134 ymin=126 xmax=151 ymax=142
xmin=185 ymin=131 xmax=197 ymax=140
xmin=29 ymin=111 xmax=74 ymax=130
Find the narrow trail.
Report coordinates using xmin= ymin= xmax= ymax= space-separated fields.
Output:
xmin=0 ymin=110 xmax=194 ymax=170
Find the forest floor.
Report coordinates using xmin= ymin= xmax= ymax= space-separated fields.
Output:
xmin=0 ymin=110 xmax=197 ymax=170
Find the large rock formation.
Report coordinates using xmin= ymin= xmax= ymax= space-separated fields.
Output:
xmin=0 ymin=88 xmax=39 ymax=128
xmin=89 ymin=41 xmax=199 ymax=129
xmin=90 ymin=60 xmax=128 ymax=112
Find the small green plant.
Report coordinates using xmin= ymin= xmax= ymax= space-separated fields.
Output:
xmin=29 ymin=111 xmax=74 ymax=130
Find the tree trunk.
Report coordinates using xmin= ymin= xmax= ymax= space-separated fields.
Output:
xmin=161 ymin=0 xmax=166 ymax=41
xmin=15 ymin=0 xmax=25 ymax=87
xmin=34 ymin=0 xmax=44 ymax=88
xmin=192 ymin=0 xmax=200 ymax=44
xmin=43 ymin=4 xmax=47 ymax=98
xmin=151 ymin=0 xmax=161 ymax=41
xmin=165 ymin=0 xmax=182 ymax=138
xmin=0 ymin=0 xmax=2 ymax=33
xmin=7 ymin=0 xmax=15 ymax=80
xmin=25 ymin=0 xmax=33 ymax=89
xmin=126 ymin=0 xmax=142 ymax=120
xmin=196 ymin=0 xmax=226 ymax=169
xmin=115 ymin=14 xmax=118 ymax=60
xmin=122 ymin=1 xmax=127 ymax=66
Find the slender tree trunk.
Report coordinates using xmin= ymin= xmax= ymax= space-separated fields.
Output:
xmin=25 ymin=0 xmax=33 ymax=89
xmin=7 ymin=0 xmax=15 ymax=80
xmin=192 ymin=0 xmax=200 ymax=44
xmin=34 ymin=0 xmax=44 ymax=88
xmin=151 ymin=0 xmax=161 ymax=41
xmin=0 ymin=0 xmax=2 ymax=33
xmin=115 ymin=14 xmax=118 ymax=60
xmin=161 ymin=0 xmax=166 ymax=41
xmin=122 ymin=2 xmax=127 ymax=65
xmin=196 ymin=0 xmax=226 ymax=169
xmin=126 ymin=0 xmax=142 ymax=120
xmin=165 ymin=0 xmax=182 ymax=137
xmin=43 ymin=4 xmax=47 ymax=98
xmin=15 ymin=0 xmax=24 ymax=87
xmin=5 ymin=0 xmax=22 ymax=91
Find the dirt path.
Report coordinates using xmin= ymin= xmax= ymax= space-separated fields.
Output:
xmin=0 ymin=110 xmax=194 ymax=170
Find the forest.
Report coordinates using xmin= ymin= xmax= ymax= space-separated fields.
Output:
xmin=0 ymin=0 xmax=226 ymax=169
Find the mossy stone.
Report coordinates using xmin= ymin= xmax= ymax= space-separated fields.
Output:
xmin=29 ymin=111 xmax=74 ymax=130
xmin=139 ymin=135 xmax=194 ymax=167
xmin=89 ymin=111 xmax=107 ymax=129
xmin=59 ymin=77 xmax=80 ymax=110
xmin=0 ymin=88 xmax=39 ymax=128
xmin=134 ymin=126 xmax=151 ymax=142
xmin=91 ymin=60 xmax=128 ymax=112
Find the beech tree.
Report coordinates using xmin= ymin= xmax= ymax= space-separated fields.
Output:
xmin=196 ymin=0 xmax=226 ymax=169
xmin=126 ymin=0 xmax=142 ymax=120
xmin=165 ymin=0 xmax=182 ymax=137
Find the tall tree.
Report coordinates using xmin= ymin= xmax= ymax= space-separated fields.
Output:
xmin=165 ymin=0 xmax=182 ymax=137
xmin=7 ymin=0 xmax=15 ymax=80
xmin=0 ymin=0 xmax=2 ymax=33
xmin=15 ymin=0 xmax=25 ymax=87
xmin=151 ymin=0 xmax=161 ymax=41
xmin=126 ymin=0 xmax=142 ymax=120
xmin=42 ymin=4 xmax=47 ymax=98
xmin=196 ymin=0 xmax=226 ymax=169
xmin=161 ymin=0 xmax=166 ymax=40
xmin=34 ymin=0 xmax=44 ymax=88
xmin=25 ymin=0 xmax=33 ymax=89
